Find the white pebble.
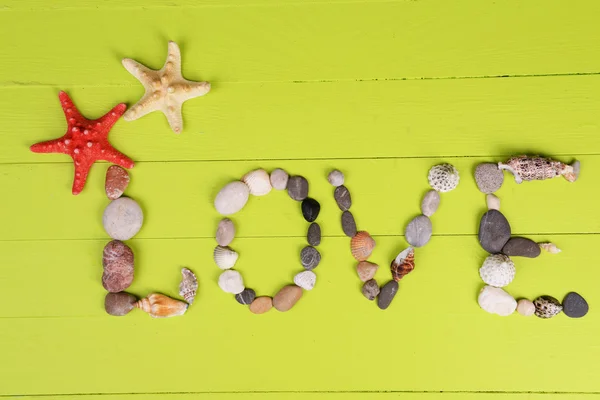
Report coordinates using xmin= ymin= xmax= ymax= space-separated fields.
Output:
xmin=218 ymin=270 xmax=245 ymax=294
xmin=486 ymin=194 xmax=500 ymax=210
xmin=214 ymin=181 xmax=250 ymax=215
xmin=327 ymin=170 xmax=345 ymax=187
xmin=478 ymin=285 xmax=517 ymax=316
xmin=270 ymin=168 xmax=289 ymax=190
xmin=102 ymin=197 xmax=144 ymax=240
xmin=293 ymin=270 xmax=316 ymax=290
xmin=216 ymin=218 xmax=235 ymax=246
xmin=516 ymin=299 xmax=536 ymax=316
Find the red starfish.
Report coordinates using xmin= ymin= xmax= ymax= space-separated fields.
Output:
xmin=30 ymin=91 xmax=134 ymax=195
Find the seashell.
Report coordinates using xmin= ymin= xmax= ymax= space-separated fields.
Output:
xmin=213 ymin=245 xmax=239 ymax=270
xmin=179 ymin=267 xmax=198 ymax=304
xmin=533 ymin=295 xmax=563 ymax=319
xmin=498 ymin=155 xmax=580 ymax=184
xmin=293 ymin=270 xmax=316 ymax=290
xmin=218 ymin=270 xmax=245 ymax=294
xmin=539 ymin=242 xmax=561 ymax=254
xmin=390 ymin=246 xmax=415 ymax=281
xmin=242 ymin=169 xmax=272 ymax=196
xmin=327 ymin=169 xmax=345 ymax=187
xmin=216 ymin=218 xmax=235 ymax=247
xmin=214 ymin=181 xmax=250 ymax=215
xmin=427 ymin=164 xmax=460 ymax=193
xmin=350 ymin=231 xmax=376 ymax=261
xmin=134 ymin=293 xmax=188 ymax=318
xmin=478 ymin=285 xmax=517 ymax=316
xmin=516 ymin=299 xmax=536 ymax=317
xmin=479 ymin=254 xmax=515 ymax=288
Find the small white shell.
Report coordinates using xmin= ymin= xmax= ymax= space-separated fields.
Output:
xmin=479 ymin=254 xmax=515 ymax=287
xmin=218 ymin=270 xmax=245 ymax=294
xmin=486 ymin=193 xmax=500 ymax=210
xmin=516 ymin=299 xmax=536 ymax=316
xmin=242 ymin=169 xmax=272 ymax=196
xmin=293 ymin=270 xmax=316 ymax=290
xmin=539 ymin=242 xmax=561 ymax=254
xmin=427 ymin=164 xmax=460 ymax=193
xmin=327 ymin=170 xmax=345 ymax=187
xmin=216 ymin=218 xmax=235 ymax=247
xmin=214 ymin=181 xmax=250 ymax=215
xmin=270 ymin=168 xmax=289 ymax=190
xmin=478 ymin=285 xmax=517 ymax=316
xmin=213 ymin=246 xmax=239 ymax=270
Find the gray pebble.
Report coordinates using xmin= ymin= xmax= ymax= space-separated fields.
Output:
xmin=307 ymin=223 xmax=321 ymax=246
xmin=563 ymin=292 xmax=588 ymax=318
xmin=377 ymin=280 xmax=399 ymax=310
xmin=287 ymin=176 xmax=309 ymax=201
xmin=327 ymin=170 xmax=345 ymax=187
xmin=502 ymin=237 xmax=541 ymax=258
xmin=334 ymin=185 xmax=352 ymax=211
xmin=341 ymin=211 xmax=357 ymax=237
xmin=421 ymin=190 xmax=440 ymax=217
xmin=362 ymin=279 xmax=380 ymax=301
xmin=475 ymin=163 xmax=504 ymax=194
xmin=405 ymin=215 xmax=432 ymax=247
xmin=235 ymin=288 xmax=256 ymax=305
xmin=478 ymin=210 xmax=511 ymax=253
xmin=300 ymin=246 xmax=321 ymax=270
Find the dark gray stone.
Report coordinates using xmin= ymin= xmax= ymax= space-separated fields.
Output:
xmin=334 ymin=185 xmax=352 ymax=211
xmin=478 ymin=210 xmax=511 ymax=253
xmin=300 ymin=246 xmax=321 ymax=270
xmin=502 ymin=237 xmax=541 ymax=258
xmin=362 ymin=279 xmax=380 ymax=301
xmin=307 ymin=223 xmax=321 ymax=246
xmin=475 ymin=163 xmax=505 ymax=194
xmin=563 ymin=292 xmax=588 ymax=318
xmin=377 ymin=280 xmax=399 ymax=310
xmin=287 ymin=176 xmax=309 ymax=201
xmin=405 ymin=215 xmax=432 ymax=248
xmin=341 ymin=211 xmax=357 ymax=237
xmin=235 ymin=289 xmax=256 ymax=305
xmin=301 ymin=198 xmax=321 ymax=222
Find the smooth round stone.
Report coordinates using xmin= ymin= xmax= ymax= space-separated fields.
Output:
xmin=249 ymin=296 xmax=273 ymax=314
xmin=421 ymin=190 xmax=440 ymax=217
xmin=218 ymin=270 xmax=245 ymax=294
xmin=486 ymin=193 xmax=500 ymax=210
xmin=475 ymin=163 xmax=505 ymax=194
xmin=287 ymin=176 xmax=309 ymax=201
xmin=356 ymin=261 xmax=379 ymax=282
xmin=341 ymin=211 xmax=358 ymax=237
xmin=377 ymin=280 xmax=399 ymax=310
xmin=102 ymin=240 xmax=135 ymax=293
xmin=334 ymin=185 xmax=352 ymax=211
xmin=307 ymin=223 xmax=321 ymax=246
xmin=104 ymin=292 xmax=137 ymax=316
xmin=362 ymin=279 xmax=380 ymax=301
xmin=216 ymin=218 xmax=235 ymax=247
xmin=102 ymin=197 xmax=144 ymax=240
xmin=563 ymin=292 xmax=589 ymax=318
xmin=301 ymin=198 xmax=321 ymax=222
xmin=405 ymin=215 xmax=432 ymax=248
xmin=214 ymin=181 xmax=250 ymax=215
xmin=273 ymin=285 xmax=303 ymax=312
xmin=327 ymin=170 xmax=345 ymax=187
xmin=478 ymin=210 xmax=511 ymax=253
xmin=270 ymin=168 xmax=289 ymax=190
xmin=300 ymin=246 xmax=321 ymax=270
xmin=502 ymin=237 xmax=541 ymax=258
xmin=235 ymin=288 xmax=256 ymax=305
xmin=516 ymin=299 xmax=536 ymax=316
xmin=105 ymin=165 xmax=130 ymax=200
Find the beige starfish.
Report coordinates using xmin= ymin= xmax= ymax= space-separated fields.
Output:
xmin=122 ymin=41 xmax=211 ymax=134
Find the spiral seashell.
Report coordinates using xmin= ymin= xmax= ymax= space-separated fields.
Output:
xmin=479 ymin=254 xmax=515 ymax=288
xmin=242 ymin=169 xmax=272 ymax=196
xmin=533 ymin=295 xmax=563 ymax=319
xmin=478 ymin=285 xmax=517 ymax=316
xmin=498 ymin=155 xmax=579 ymax=184
xmin=350 ymin=231 xmax=376 ymax=261
xmin=134 ymin=293 xmax=188 ymax=318
xmin=538 ymin=242 xmax=561 ymax=254
xmin=213 ymin=245 xmax=239 ymax=270
xmin=293 ymin=270 xmax=316 ymax=291
xmin=390 ymin=246 xmax=415 ymax=281
xmin=179 ymin=267 xmax=198 ymax=304
xmin=427 ymin=164 xmax=460 ymax=192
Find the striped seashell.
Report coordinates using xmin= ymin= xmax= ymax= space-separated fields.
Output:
xmin=350 ymin=231 xmax=376 ymax=261
xmin=538 ymin=242 xmax=561 ymax=254
xmin=293 ymin=270 xmax=316 ymax=291
xmin=134 ymin=293 xmax=188 ymax=318
xmin=242 ymin=169 xmax=272 ymax=196
xmin=390 ymin=246 xmax=415 ymax=281
xmin=213 ymin=246 xmax=239 ymax=270
xmin=427 ymin=164 xmax=460 ymax=193
xmin=498 ymin=156 xmax=580 ymax=184
xmin=179 ymin=267 xmax=198 ymax=304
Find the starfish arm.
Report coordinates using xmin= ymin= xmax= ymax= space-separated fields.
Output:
xmin=122 ymin=58 xmax=159 ymax=90
xmin=163 ymin=102 xmax=184 ymax=134
xmin=58 ymin=91 xmax=84 ymax=122
xmin=177 ymin=80 xmax=211 ymax=102
xmin=30 ymin=136 xmax=71 ymax=155
xmin=98 ymin=103 xmax=127 ymax=132
xmin=163 ymin=41 xmax=182 ymax=78
xmin=71 ymin=156 xmax=94 ymax=195
xmin=100 ymin=145 xmax=135 ymax=169
xmin=123 ymin=94 xmax=162 ymax=121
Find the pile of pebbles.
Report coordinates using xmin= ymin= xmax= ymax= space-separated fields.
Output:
xmin=474 ymin=160 xmax=588 ymax=319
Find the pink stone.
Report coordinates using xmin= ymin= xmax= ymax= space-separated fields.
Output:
xmin=105 ymin=165 xmax=130 ymax=200
xmin=102 ymin=240 xmax=134 ymax=293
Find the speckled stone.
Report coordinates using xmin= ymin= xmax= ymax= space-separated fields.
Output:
xmin=273 ymin=285 xmax=303 ymax=312
xmin=301 ymin=198 xmax=321 ymax=222
xmin=377 ymin=280 xmax=399 ymax=310
xmin=104 ymin=292 xmax=137 ymax=316
xmin=235 ymin=289 xmax=256 ymax=305
xmin=362 ymin=279 xmax=380 ymax=301
xmin=334 ymin=185 xmax=352 ymax=211
xmin=478 ymin=210 xmax=511 ymax=253
xmin=475 ymin=163 xmax=504 ymax=194
xmin=327 ymin=170 xmax=345 ymax=187
xmin=270 ymin=168 xmax=289 ymax=190
xmin=249 ymin=296 xmax=273 ymax=314
xmin=421 ymin=190 xmax=440 ymax=217
xmin=300 ymin=246 xmax=321 ymax=270
xmin=405 ymin=215 xmax=433 ymax=247
xmin=105 ymin=165 xmax=130 ymax=200
xmin=307 ymin=223 xmax=321 ymax=246
xmin=287 ymin=176 xmax=309 ymax=201
xmin=502 ymin=237 xmax=541 ymax=258
xmin=563 ymin=292 xmax=589 ymax=318
xmin=102 ymin=240 xmax=135 ymax=293
xmin=341 ymin=211 xmax=358 ymax=237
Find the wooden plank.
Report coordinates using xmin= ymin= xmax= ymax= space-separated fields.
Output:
xmin=8 ymin=394 xmax=600 ymax=399
xmin=1 ymin=1 xmax=600 ymax=85
xmin=2 ymin=76 xmax=600 ymax=165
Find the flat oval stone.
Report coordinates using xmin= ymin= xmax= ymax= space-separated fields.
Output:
xmin=249 ymin=296 xmax=273 ymax=314
xmin=102 ymin=197 xmax=144 ymax=240
xmin=307 ymin=223 xmax=321 ymax=246
xmin=216 ymin=218 xmax=235 ymax=247
xmin=273 ymin=285 xmax=303 ymax=312
xmin=235 ymin=288 xmax=256 ymax=305
xmin=475 ymin=163 xmax=504 ymax=194
xmin=341 ymin=210 xmax=357 ymax=237
xmin=478 ymin=210 xmax=511 ymax=253
xmin=334 ymin=185 xmax=352 ymax=211
xmin=362 ymin=279 xmax=380 ymax=301
xmin=421 ymin=190 xmax=440 ymax=217
xmin=356 ymin=261 xmax=379 ymax=282
xmin=270 ymin=168 xmax=289 ymax=190
xmin=287 ymin=176 xmax=309 ymax=201
xmin=104 ymin=292 xmax=137 ymax=316
xmin=563 ymin=292 xmax=589 ymax=318
xmin=105 ymin=165 xmax=130 ymax=200
xmin=214 ymin=181 xmax=250 ymax=215
xmin=502 ymin=237 xmax=541 ymax=258
xmin=300 ymin=246 xmax=321 ymax=270
xmin=301 ymin=198 xmax=321 ymax=222
xmin=377 ymin=280 xmax=399 ymax=310
xmin=405 ymin=215 xmax=432 ymax=247
xmin=102 ymin=240 xmax=135 ymax=293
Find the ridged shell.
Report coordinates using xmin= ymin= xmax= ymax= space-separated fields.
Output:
xmin=134 ymin=293 xmax=188 ymax=318
xmin=539 ymin=242 xmax=561 ymax=254
xmin=478 ymin=285 xmax=517 ymax=316
xmin=213 ymin=246 xmax=239 ymax=270
xmin=218 ymin=270 xmax=245 ymax=294
xmin=498 ymin=156 xmax=579 ymax=184
xmin=242 ymin=169 xmax=272 ymax=196
xmin=534 ymin=295 xmax=563 ymax=319
xmin=427 ymin=164 xmax=460 ymax=193
xmin=390 ymin=246 xmax=415 ymax=281
xmin=179 ymin=268 xmax=198 ymax=304
xmin=293 ymin=270 xmax=316 ymax=290
xmin=350 ymin=231 xmax=376 ymax=261
xmin=214 ymin=181 xmax=250 ymax=215
xmin=479 ymin=254 xmax=515 ymax=288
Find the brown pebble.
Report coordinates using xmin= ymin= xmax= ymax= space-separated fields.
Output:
xmin=273 ymin=285 xmax=303 ymax=312
xmin=104 ymin=292 xmax=137 ymax=316
xmin=105 ymin=165 xmax=130 ymax=200
xmin=249 ymin=296 xmax=273 ymax=314
xmin=362 ymin=279 xmax=380 ymax=301
xmin=102 ymin=240 xmax=134 ymax=293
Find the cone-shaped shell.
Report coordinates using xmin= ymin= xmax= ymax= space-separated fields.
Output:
xmin=350 ymin=231 xmax=376 ymax=261
xmin=134 ymin=293 xmax=188 ymax=318
xmin=179 ymin=268 xmax=198 ymax=304
xmin=213 ymin=246 xmax=239 ymax=269
xmin=391 ymin=246 xmax=415 ymax=281
xmin=242 ymin=169 xmax=272 ymax=196
xmin=539 ymin=242 xmax=561 ymax=254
